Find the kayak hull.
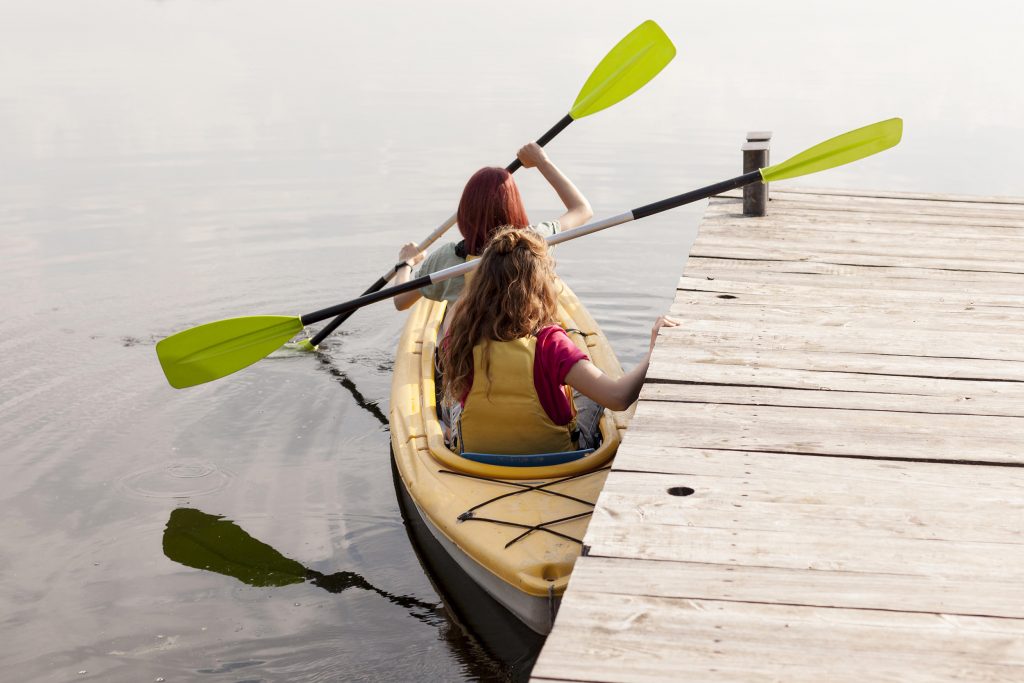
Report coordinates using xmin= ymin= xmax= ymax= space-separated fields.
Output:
xmin=403 ymin=480 xmax=560 ymax=633
xmin=391 ymin=455 xmax=546 ymax=673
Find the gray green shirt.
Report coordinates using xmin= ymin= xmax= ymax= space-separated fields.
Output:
xmin=416 ymin=221 xmax=560 ymax=305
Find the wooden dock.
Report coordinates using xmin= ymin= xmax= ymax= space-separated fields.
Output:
xmin=532 ymin=187 xmax=1024 ymax=682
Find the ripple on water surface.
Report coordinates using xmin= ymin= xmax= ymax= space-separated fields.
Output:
xmin=118 ymin=460 xmax=234 ymax=500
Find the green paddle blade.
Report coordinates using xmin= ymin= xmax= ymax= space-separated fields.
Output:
xmin=156 ymin=315 xmax=303 ymax=389
xmin=761 ymin=118 xmax=903 ymax=183
xmin=569 ymin=20 xmax=676 ymax=120
xmin=163 ymin=508 xmax=307 ymax=587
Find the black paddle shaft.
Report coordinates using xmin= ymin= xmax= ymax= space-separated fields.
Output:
xmin=631 ymin=170 xmax=763 ymax=219
xmin=302 ymin=275 xmax=434 ymax=327
xmin=307 ymin=276 xmax=391 ymax=346
xmin=307 ymin=114 xmax=575 ymax=347
xmin=505 ymin=113 xmax=574 ymax=173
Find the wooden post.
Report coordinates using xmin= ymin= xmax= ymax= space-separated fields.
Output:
xmin=742 ymin=131 xmax=771 ymax=216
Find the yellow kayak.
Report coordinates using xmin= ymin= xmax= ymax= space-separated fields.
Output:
xmin=389 ymin=278 xmax=631 ymax=634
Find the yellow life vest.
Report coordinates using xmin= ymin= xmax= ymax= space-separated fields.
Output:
xmin=455 ymin=336 xmax=577 ymax=455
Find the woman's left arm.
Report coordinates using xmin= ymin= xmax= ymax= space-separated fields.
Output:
xmin=564 ymin=316 xmax=679 ymax=410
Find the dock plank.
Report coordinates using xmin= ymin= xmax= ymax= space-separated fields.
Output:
xmin=564 ymin=555 xmax=1024 ymax=619
xmin=685 ymin=257 xmax=1024 ymax=289
xmin=641 ymin=383 xmax=1024 ymax=418
xmin=668 ymin=302 xmax=1024 ymax=335
xmin=656 ymin=322 xmax=1024 ymax=362
xmin=747 ymin=186 xmax=1024 ymax=205
xmin=688 ymin=243 xmax=1024 ymax=275
xmin=676 ymin=276 xmax=1024 ymax=308
xmin=533 ymin=593 xmax=1024 ymax=683
xmin=626 ymin=400 xmax=1024 ymax=465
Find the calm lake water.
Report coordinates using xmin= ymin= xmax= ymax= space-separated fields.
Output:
xmin=2 ymin=1 xmax=1022 ymax=681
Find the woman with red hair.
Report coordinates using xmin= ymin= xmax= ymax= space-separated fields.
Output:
xmin=392 ymin=141 xmax=591 ymax=311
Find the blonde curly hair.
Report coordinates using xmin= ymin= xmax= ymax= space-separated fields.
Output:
xmin=440 ymin=226 xmax=559 ymax=403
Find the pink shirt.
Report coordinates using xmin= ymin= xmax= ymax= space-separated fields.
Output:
xmin=533 ymin=326 xmax=589 ymax=425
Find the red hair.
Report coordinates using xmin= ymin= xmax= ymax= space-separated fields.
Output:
xmin=457 ymin=167 xmax=530 ymax=255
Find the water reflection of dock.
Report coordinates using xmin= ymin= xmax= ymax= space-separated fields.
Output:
xmin=534 ymin=188 xmax=1024 ymax=680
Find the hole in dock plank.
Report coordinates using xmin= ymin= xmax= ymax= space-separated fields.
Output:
xmin=667 ymin=486 xmax=695 ymax=497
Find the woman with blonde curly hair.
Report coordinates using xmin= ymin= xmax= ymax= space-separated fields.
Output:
xmin=440 ymin=226 xmax=677 ymax=455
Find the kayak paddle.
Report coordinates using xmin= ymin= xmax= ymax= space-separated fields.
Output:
xmin=299 ymin=19 xmax=677 ymax=351
xmin=157 ymin=118 xmax=902 ymax=389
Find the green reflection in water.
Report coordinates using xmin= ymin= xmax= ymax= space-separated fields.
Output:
xmin=163 ymin=508 xmax=441 ymax=622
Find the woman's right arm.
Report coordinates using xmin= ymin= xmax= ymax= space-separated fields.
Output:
xmin=517 ymin=142 xmax=593 ymax=230
xmin=393 ymin=242 xmax=425 ymax=311
xmin=564 ymin=316 xmax=679 ymax=410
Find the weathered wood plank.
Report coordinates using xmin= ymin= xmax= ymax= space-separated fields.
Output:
xmin=707 ymin=202 xmax=1024 ymax=229
xmin=656 ymin=322 xmax=1024 ymax=363
xmin=677 ymin=276 xmax=1024 ymax=308
xmin=769 ymin=190 xmax=1024 ymax=214
xmin=564 ymin=556 xmax=1024 ymax=619
xmin=685 ymin=256 xmax=1024 ymax=288
xmin=591 ymin=467 xmax=1024 ymax=546
xmin=707 ymin=212 xmax=1024 ymax=239
xmin=625 ymin=400 xmax=1024 ymax=465
xmin=782 ymin=187 xmax=1024 ymax=204
xmin=649 ymin=341 xmax=1024 ymax=382
xmin=688 ymin=243 xmax=1024 ymax=275
xmin=607 ymin=446 xmax=1024 ymax=487
xmin=583 ymin=506 xmax=1024 ymax=576
xmin=692 ymin=236 xmax=1024 ymax=267
xmin=640 ymin=382 xmax=1024 ymax=418
xmin=695 ymin=230 xmax=1024 ymax=260
xmin=701 ymin=212 xmax=1024 ymax=240
xmin=533 ymin=593 xmax=1024 ymax=683
xmin=646 ymin=360 xmax=1024 ymax=399
xmin=721 ymin=186 xmax=1024 ymax=206
xmin=668 ymin=302 xmax=1024 ymax=335
xmin=711 ymin=208 xmax=1024 ymax=232
xmin=709 ymin=192 xmax=1024 ymax=219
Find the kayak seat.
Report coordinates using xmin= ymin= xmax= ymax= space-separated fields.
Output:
xmin=458 ymin=448 xmax=593 ymax=468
